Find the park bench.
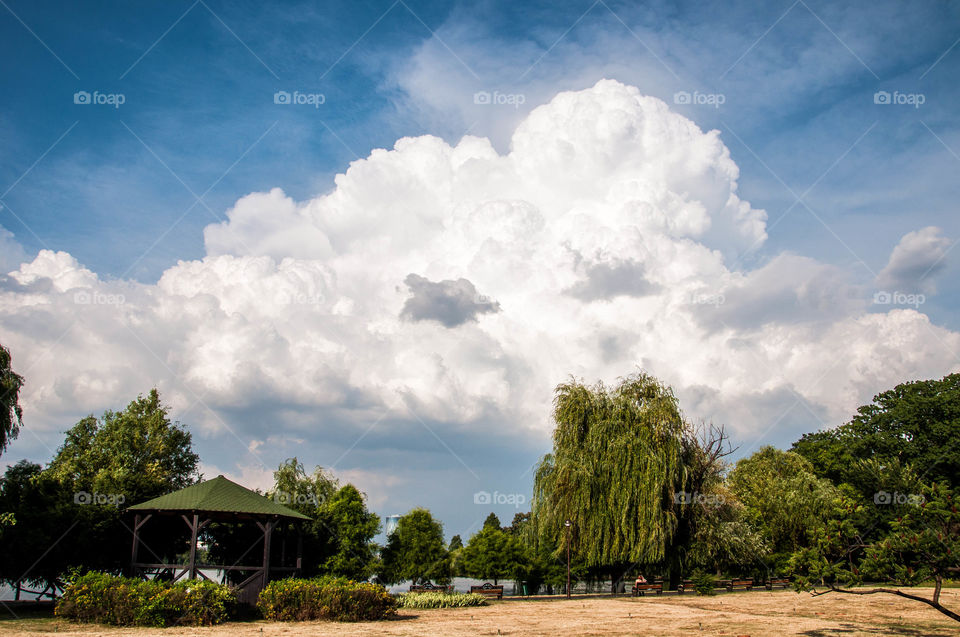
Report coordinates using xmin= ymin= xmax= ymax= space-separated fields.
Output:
xmin=676 ymin=580 xmax=695 ymax=594
xmin=765 ymin=578 xmax=791 ymax=590
xmin=631 ymin=582 xmax=663 ymax=596
xmin=724 ymin=579 xmax=753 ymax=592
xmin=409 ymin=582 xmax=449 ymax=593
xmin=470 ymin=583 xmax=504 ymax=599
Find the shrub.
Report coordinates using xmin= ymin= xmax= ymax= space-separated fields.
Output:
xmin=690 ymin=569 xmax=717 ymax=596
xmin=258 ymin=576 xmax=397 ymax=621
xmin=397 ymin=591 xmax=488 ymax=609
xmin=55 ymin=572 xmax=237 ymax=626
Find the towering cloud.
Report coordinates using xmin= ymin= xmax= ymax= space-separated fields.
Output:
xmin=1 ymin=81 xmax=957 ymax=507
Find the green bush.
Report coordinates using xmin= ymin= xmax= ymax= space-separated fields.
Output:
xmin=55 ymin=572 xmax=237 ymax=626
xmin=690 ymin=569 xmax=717 ymax=596
xmin=397 ymin=591 xmax=488 ymax=609
xmin=258 ymin=576 xmax=397 ymax=621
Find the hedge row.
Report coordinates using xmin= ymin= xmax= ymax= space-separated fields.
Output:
xmin=397 ymin=591 xmax=488 ymax=608
xmin=257 ymin=576 xmax=397 ymax=621
xmin=55 ymin=572 xmax=237 ymax=626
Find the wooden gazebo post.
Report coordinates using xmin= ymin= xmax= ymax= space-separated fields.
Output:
xmin=258 ymin=519 xmax=277 ymax=588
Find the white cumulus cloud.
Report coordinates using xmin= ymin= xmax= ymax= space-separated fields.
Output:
xmin=2 ymin=81 xmax=958 ymax=514
xmin=876 ymin=226 xmax=952 ymax=294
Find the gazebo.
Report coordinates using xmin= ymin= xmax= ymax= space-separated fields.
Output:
xmin=127 ymin=475 xmax=310 ymax=604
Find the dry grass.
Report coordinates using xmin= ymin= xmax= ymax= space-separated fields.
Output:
xmin=4 ymin=588 xmax=959 ymax=636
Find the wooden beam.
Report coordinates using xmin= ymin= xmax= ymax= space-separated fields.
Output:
xmin=187 ymin=513 xmax=199 ymax=580
xmin=261 ymin=519 xmax=276 ymax=588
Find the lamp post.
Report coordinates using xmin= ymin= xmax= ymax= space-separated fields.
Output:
xmin=564 ymin=519 xmax=572 ymax=599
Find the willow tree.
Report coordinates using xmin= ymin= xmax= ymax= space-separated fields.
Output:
xmin=0 ymin=343 xmax=24 ymax=455
xmin=532 ymin=373 xmax=694 ymax=591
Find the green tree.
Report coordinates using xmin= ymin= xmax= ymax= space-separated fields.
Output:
xmin=0 ymin=343 xmax=25 ymax=455
xmin=792 ymin=373 xmax=960 ymax=489
xmin=685 ymin=484 xmax=767 ymax=576
xmin=8 ymin=390 xmax=204 ymax=583
xmin=46 ymin=389 xmax=199 ymax=500
xmin=0 ymin=461 xmax=76 ymax=588
xmin=321 ymin=484 xmax=380 ymax=580
xmin=240 ymin=458 xmax=340 ymax=579
xmin=790 ymin=482 xmax=960 ymax=623
xmin=727 ymin=447 xmax=837 ymax=568
xmin=532 ymin=373 xmax=727 ymax=590
xmin=379 ymin=508 xmax=450 ymax=585
xmin=462 ymin=513 xmax=529 ymax=585
xmin=449 ymin=534 xmax=465 ymax=576
xmin=269 ymin=457 xmax=338 ymax=517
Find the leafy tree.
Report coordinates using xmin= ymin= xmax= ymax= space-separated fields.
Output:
xmin=2 ymin=390 xmax=202 ymax=586
xmin=506 ymin=512 xmax=530 ymax=536
xmin=0 ymin=343 xmax=24 ymax=455
xmin=449 ymin=534 xmax=465 ymax=576
xmin=532 ymin=373 xmax=730 ymax=590
xmin=321 ymin=484 xmax=380 ymax=580
xmin=209 ymin=458 xmax=339 ymax=580
xmin=790 ymin=482 xmax=960 ymax=623
xmin=46 ymin=389 xmax=199 ymax=500
xmin=727 ymin=447 xmax=837 ymax=569
xmin=0 ymin=461 xmax=75 ymax=587
xmin=269 ymin=457 xmax=338 ymax=517
xmin=792 ymin=373 xmax=960 ymax=489
xmin=379 ymin=508 xmax=450 ymax=585
xmin=685 ymin=484 xmax=766 ymax=576
xmin=462 ymin=514 xmax=529 ymax=584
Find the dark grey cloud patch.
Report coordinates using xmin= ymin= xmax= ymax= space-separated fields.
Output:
xmin=401 ymin=274 xmax=500 ymax=327
xmin=565 ymin=259 xmax=659 ymax=301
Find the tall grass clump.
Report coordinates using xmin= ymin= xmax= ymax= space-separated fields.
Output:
xmin=397 ymin=591 xmax=488 ymax=608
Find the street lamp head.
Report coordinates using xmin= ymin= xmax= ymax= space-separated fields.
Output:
xmin=564 ymin=519 xmax=572 ymax=527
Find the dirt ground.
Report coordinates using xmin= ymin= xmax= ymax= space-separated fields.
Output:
xmin=3 ymin=588 xmax=959 ymax=636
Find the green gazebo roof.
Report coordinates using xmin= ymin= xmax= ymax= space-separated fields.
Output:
xmin=128 ymin=475 xmax=310 ymax=520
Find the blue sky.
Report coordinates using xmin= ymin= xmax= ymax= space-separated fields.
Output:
xmin=2 ymin=0 xmax=960 ymax=539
